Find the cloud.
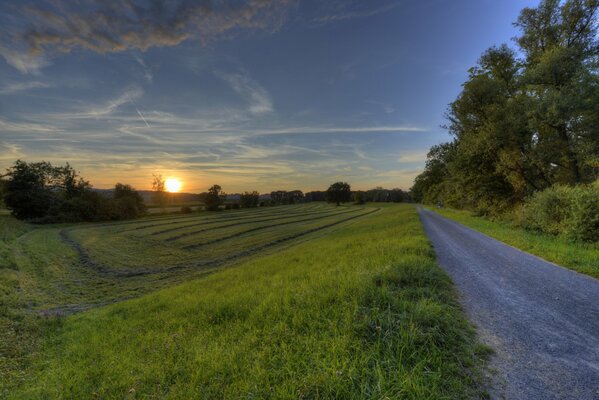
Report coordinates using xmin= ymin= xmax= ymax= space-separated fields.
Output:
xmin=0 ymin=0 xmax=295 ymax=74
xmin=248 ymin=125 xmax=425 ymax=135
xmin=397 ymin=151 xmax=427 ymax=163
xmin=216 ymin=70 xmax=273 ymax=114
xmin=133 ymin=53 xmax=153 ymax=83
xmin=0 ymin=45 xmax=50 ymax=74
xmin=84 ymin=86 xmax=144 ymax=117
xmin=312 ymin=1 xmax=401 ymax=24
xmin=0 ymin=80 xmax=51 ymax=94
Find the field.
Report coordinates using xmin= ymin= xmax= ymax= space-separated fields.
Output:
xmin=431 ymin=208 xmax=599 ymax=280
xmin=2 ymin=204 xmax=486 ymax=398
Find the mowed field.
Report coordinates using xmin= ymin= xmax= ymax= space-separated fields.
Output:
xmin=2 ymin=204 xmax=487 ymax=399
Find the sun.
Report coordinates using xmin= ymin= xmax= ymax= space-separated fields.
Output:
xmin=164 ymin=178 xmax=182 ymax=193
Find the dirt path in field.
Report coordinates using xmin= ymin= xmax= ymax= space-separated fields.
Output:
xmin=418 ymin=208 xmax=599 ymax=400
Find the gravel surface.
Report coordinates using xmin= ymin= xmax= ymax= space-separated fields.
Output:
xmin=418 ymin=208 xmax=599 ymax=400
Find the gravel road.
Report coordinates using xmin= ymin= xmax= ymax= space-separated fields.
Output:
xmin=418 ymin=208 xmax=599 ymax=400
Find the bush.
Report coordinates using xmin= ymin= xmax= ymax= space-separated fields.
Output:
xmin=231 ymin=203 xmax=240 ymax=209
xmin=522 ymin=183 xmax=599 ymax=242
xmin=180 ymin=206 xmax=192 ymax=214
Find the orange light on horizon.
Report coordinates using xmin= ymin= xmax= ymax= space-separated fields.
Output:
xmin=165 ymin=178 xmax=182 ymax=193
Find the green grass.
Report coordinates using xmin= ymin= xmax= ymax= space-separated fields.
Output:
xmin=431 ymin=208 xmax=599 ymax=280
xmin=4 ymin=204 xmax=487 ymax=399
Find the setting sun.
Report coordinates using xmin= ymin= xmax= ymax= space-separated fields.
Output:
xmin=164 ymin=178 xmax=182 ymax=193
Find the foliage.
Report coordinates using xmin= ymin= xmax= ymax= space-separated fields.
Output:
xmin=326 ymin=182 xmax=352 ymax=205
xmin=364 ymin=187 xmax=410 ymax=202
xmin=112 ymin=183 xmax=147 ymax=220
xmin=7 ymin=205 xmax=487 ymax=399
xmin=353 ymin=190 xmax=365 ymax=204
xmin=151 ymin=174 xmax=167 ymax=210
xmin=270 ymin=190 xmax=304 ymax=205
xmin=1 ymin=161 xmax=145 ymax=223
xmin=180 ymin=206 xmax=192 ymax=214
xmin=239 ymin=191 xmax=260 ymax=208
xmin=521 ymin=183 xmax=599 ymax=242
xmin=204 ymin=185 xmax=225 ymax=211
xmin=412 ymin=0 xmax=599 ymax=217
xmin=305 ymin=191 xmax=326 ymax=201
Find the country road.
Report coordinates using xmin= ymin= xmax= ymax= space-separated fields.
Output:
xmin=418 ymin=208 xmax=599 ymax=400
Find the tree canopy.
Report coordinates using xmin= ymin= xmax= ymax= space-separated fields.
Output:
xmin=412 ymin=0 xmax=599 ymax=215
xmin=204 ymin=184 xmax=225 ymax=211
xmin=326 ymin=182 xmax=352 ymax=205
xmin=2 ymin=160 xmax=146 ymax=222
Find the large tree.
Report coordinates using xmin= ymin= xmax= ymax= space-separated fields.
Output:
xmin=205 ymin=184 xmax=225 ymax=211
xmin=326 ymin=182 xmax=352 ymax=206
xmin=412 ymin=0 xmax=599 ymax=215
xmin=3 ymin=160 xmax=90 ymax=219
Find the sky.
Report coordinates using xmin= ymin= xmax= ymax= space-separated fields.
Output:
xmin=0 ymin=0 xmax=538 ymax=193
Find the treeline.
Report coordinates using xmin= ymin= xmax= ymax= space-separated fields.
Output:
xmin=1 ymin=161 xmax=412 ymax=223
xmin=411 ymin=0 xmax=599 ymax=241
xmin=1 ymin=160 xmax=146 ymax=223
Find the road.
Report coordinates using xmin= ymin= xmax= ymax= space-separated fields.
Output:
xmin=418 ymin=208 xmax=599 ymax=400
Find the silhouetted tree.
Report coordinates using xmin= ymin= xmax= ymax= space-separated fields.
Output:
xmin=353 ymin=191 xmax=365 ymax=204
xmin=112 ymin=183 xmax=146 ymax=219
xmin=240 ymin=191 xmax=260 ymax=208
xmin=152 ymin=173 xmax=167 ymax=212
xmin=205 ymin=184 xmax=225 ymax=211
xmin=326 ymin=182 xmax=352 ymax=206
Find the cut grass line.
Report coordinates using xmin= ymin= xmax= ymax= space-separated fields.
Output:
xmin=59 ymin=208 xmax=378 ymax=281
xmin=181 ymin=208 xmax=365 ymax=250
xmin=116 ymin=205 xmax=325 ymax=233
xmin=159 ymin=207 xmax=357 ymax=241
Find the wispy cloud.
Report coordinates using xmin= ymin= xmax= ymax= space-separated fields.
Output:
xmin=0 ymin=81 xmax=51 ymax=94
xmin=313 ymin=1 xmax=401 ymax=24
xmin=133 ymin=53 xmax=153 ymax=83
xmin=216 ymin=70 xmax=273 ymax=115
xmin=397 ymin=151 xmax=427 ymax=163
xmin=0 ymin=0 xmax=295 ymax=74
xmin=248 ymin=125 xmax=425 ymax=135
xmin=84 ymin=86 xmax=144 ymax=118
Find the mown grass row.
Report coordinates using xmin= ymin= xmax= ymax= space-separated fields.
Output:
xmin=431 ymin=207 xmax=599 ymax=280
xmin=9 ymin=204 xmax=488 ymax=399
xmin=3 ymin=204 xmax=373 ymax=395
xmin=65 ymin=205 xmax=364 ymax=273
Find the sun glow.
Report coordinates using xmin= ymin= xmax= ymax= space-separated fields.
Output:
xmin=165 ymin=178 xmax=182 ymax=193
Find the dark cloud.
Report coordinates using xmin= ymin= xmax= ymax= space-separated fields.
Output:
xmin=0 ymin=0 xmax=295 ymax=73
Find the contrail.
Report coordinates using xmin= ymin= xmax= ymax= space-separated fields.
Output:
xmin=127 ymin=94 xmax=151 ymax=128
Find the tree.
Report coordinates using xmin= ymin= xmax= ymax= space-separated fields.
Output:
xmin=240 ymin=191 xmax=260 ymax=208
xmin=353 ymin=191 xmax=365 ymax=204
xmin=112 ymin=183 xmax=146 ymax=219
xmin=205 ymin=184 xmax=225 ymax=211
xmin=3 ymin=160 xmax=90 ymax=220
xmin=152 ymin=174 xmax=167 ymax=212
xmin=411 ymin=0 xmax=599 ymax=215
xmin=326 ymin=182 xmax=352 ymax=206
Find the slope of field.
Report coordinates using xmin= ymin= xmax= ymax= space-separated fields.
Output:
xmin=8 ymin=204 xmax=487 ymax=399
xmin=1 ymin=204 xmax=376 ymax=394
xmin=430 ymin=208 xmax=599 ymax=280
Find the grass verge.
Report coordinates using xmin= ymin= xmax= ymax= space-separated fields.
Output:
xmin=431 ymin=208 xmax=599 ymax=280
xmin=9 ymin=205 xmax=487 ymax=399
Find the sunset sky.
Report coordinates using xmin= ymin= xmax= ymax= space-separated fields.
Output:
xmin=0 ymin=0 xmax=536 ymax=193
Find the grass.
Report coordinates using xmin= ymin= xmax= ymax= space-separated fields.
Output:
xmin=431 ymin=208 xmax=599 ymax=280
xmin=3 ymin=204 xmax=487 ymax=398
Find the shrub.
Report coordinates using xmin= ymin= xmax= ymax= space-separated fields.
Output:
xmin=231 ymin=203 xmax=240 ymax=209
xmin=566 ymin=185 xmax=599 ymax=242
xmin=180 ymin=206 xmax=192 ymax=214
xmin=522 ymin=183 xmax=599 ymax=242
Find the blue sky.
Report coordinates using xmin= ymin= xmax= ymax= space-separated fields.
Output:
xmin=0 ymin=0 xmax=537 ymax=193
